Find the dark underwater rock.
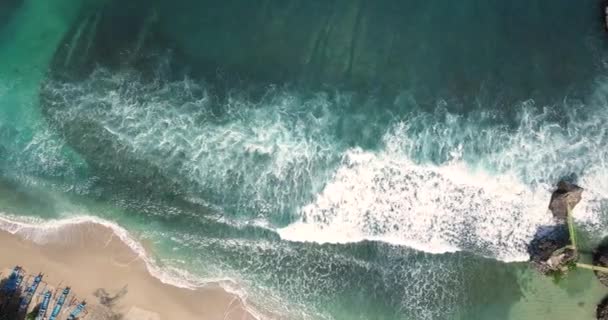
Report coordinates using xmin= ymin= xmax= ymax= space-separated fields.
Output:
xmin=548 ymin=180 xmax=583 ymax=222
xmin=598 ymin=296 xmax=608 ymax=320
xmin=593 ymin=245 xmax=608 ymax=287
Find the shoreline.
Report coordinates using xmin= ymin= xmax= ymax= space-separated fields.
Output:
xmin=0 ymin=218 xmax=256 ymax=320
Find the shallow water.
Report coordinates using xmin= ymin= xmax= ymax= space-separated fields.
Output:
xmin=2 ymin=1 xmax=608 ymax=319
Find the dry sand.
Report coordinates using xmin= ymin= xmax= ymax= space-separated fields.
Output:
xmin=0 ymin=222 xmax=256 ymax=320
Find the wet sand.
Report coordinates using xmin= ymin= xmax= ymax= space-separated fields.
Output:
xmin=0 ymin=221 xmax=255 ymax=320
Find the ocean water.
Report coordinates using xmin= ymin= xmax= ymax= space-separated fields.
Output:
xmin=2 ymin=1 xmax=608 ymax=319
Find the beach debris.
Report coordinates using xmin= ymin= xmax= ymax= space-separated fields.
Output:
xmin=548 ymin=180 xmax=583 ymax=222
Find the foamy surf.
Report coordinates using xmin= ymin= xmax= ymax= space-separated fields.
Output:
xmin=278 ymin=147 xmax=555 ymax=262
xmin=279 ymin=123 xmax=608 ymax=263
xmin=277 ymin=88 xmax=608 ymax=263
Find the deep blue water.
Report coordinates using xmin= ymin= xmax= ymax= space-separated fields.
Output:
xmin=2 ymin=1 xmax=608 ymax=319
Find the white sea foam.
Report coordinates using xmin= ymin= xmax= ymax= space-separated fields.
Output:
xmin=278 ymin=147 xmax=554 ymax=262
xmin=280 ymin=97 xmax=608 ymax=262
xmin=0 ymin=214 xmax=150 ymax=259
xmin=47 ymin=70 xmax=344 ymax=218
xmin=43 ymin=67 xmax=608 ymax=264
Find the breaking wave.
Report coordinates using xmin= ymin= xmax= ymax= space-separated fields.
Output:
xmin=43 ymin=68 xmax=608 ymax=264
xmin=280 ymin=90 xmax=608 ymax=262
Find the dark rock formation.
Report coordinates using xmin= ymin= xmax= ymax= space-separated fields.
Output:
xmin=594 ymin=245 xmax=608 ymax=287
xmin=548 ymin=180 xmax=583 ymax=222
xmin=528 ymin=225 xmax=578 ymax=275
xmin=598 ymin=296 xmax=608 ymax=320
xmin=531 ymin=246 xmax=578 ymax=276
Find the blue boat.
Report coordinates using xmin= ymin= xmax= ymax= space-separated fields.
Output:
xmin=48 ymin=287 xmax=70 ymax=320
xmin=19 ymin=274 xmax=43 ymax=311
xmin=0 ymin=266 xmax=23 ymax=312
xmin=14 ymin=274 xmax=24 ymax=290
xmin=1 ymin=266 xmax=22 ymax=294
xmin=36 ymin=291 xmax=52 ymax=320
xmin=66 ymin=301 xmax=86 ymax=320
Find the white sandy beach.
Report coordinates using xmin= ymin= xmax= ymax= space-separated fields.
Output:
xmin=0 ymin=221 xmax=256 ymax=320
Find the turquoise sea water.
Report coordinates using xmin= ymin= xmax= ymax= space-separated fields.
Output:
xmin=2 ymin=1 xmax=608 ymax=319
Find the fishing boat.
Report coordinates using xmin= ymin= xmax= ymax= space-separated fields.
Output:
xmin=66 ymin=301 xmax=86 ymax=320
xmin=18 ymin=273 xmax=43 ymax=311
xmin=48 ymin=287 xmax=70 ymax=320
xmin=0 ymin=266 xmax=22 ymax=294
xmin=35 ymin=291 xmax=52 ymax=320
xmin=0 ymin=266 xmax=24 ymax=312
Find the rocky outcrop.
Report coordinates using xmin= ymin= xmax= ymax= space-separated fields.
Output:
xmin=528 ymin=225 xmax=578 ymax=275
xmin=541 ymin=247 xmax=578 ymax=274
xmin=528 ymin=180 xmax=584 ymax=275
xmin=530 ymin=246 xmax=578 ymax=276
xmin=598 ymin=296 xmax=608 ymax=320
xmin=594 ymin=245 xmax=608 ymax=287
xmin=548 ymin=181 xmax=583 ymax=222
